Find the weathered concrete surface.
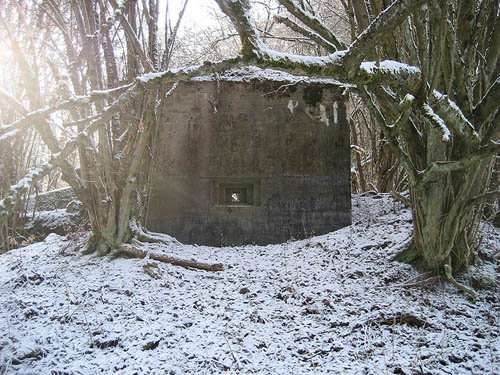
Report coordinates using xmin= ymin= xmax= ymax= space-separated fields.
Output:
xmin=147 ymin=69 xmax=350 ymax=246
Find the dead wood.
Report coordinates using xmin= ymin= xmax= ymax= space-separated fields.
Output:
xmin=118 ymin=243 xmax=224 ymax=272
xmin=142 ymin=263 xmax=162 ymax=279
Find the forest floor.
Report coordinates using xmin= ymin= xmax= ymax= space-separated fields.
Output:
xmin=0 ymin=194 xmax=499 ymax=375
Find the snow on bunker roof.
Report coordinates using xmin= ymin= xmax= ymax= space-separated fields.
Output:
xmin=191 ymin=65 xmax=350 ymax=87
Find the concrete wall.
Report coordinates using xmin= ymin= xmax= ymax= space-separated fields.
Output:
xmin=146 ymin=72 xmax=350 ymax=246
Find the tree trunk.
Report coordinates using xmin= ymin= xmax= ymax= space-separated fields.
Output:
xmin=415 ymin=158 xmax=491 ymax=272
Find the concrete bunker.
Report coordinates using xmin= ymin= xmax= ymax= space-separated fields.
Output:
xmin=146 ymin=67 xmax=351 ymax=246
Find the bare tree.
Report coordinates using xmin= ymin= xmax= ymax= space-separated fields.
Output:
xmin=0 ymin=3 xmax=51 ymax=251
xmin=0 ymin=0 xmax=191 ymax=254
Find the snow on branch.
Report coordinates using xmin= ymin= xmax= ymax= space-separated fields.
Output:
xmin=0 ymin=164 xmax=53 ymax=220
xmin=359 ymin=60 xmax=421 ymax=85
xmin=360 ymin=61 xmax=420 ymax=76
xmin=256 ymin=44 xmax=345 ymax=67
xmin=1 ymin=105 xmax=51 ymax=135
xmin=137 ymin=72 xmax=167 ymax=84
xmin=0 ymin=128 xmax=21 ymax=142
xmin=88 ymin=82 xmax=135 ymax=98
xmin=422 ymin=103 xmax=451 ymax=142
xmin=431 ymin=90 xmax=480 ymax=144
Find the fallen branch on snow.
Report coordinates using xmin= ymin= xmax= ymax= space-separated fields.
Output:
xmin=118 ymin=243 xmax=224 ymax=272
xmin=362 ymin=313 xmax=433 ymax=329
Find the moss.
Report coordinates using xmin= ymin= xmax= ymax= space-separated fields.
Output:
xmin=392 ymin=240 xmax=419 ymax=264
xmin=303 ymin=86 xmax=323 ymax=106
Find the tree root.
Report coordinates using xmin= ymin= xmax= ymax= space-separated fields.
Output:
xmin=118 ymin=242 xmax=224 ymax=272
xmin=444 ymin=263 xmax=477 ymax=302
xmin=129 ymin=219 xmax=181 ymax=245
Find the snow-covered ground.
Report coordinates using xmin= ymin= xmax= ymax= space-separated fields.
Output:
xmin=1 ymin=195 xmax=499 ymax=375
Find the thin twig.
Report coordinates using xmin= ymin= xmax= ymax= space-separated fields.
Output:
xmin=223 ymin=333 xmax=240 ymax=370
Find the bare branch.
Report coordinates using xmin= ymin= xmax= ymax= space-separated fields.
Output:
xmin=466 ymin=190 xmax=500 ymax=208
xmin=274 ymin=15 xmax=338 ymax=53
xmin=0 ymin=88 xmax=28 ymax=115
xmin=214 ymin=0 xmax=262 ymax=57
xmin=277 ymin=0 xmax=346 ymax=51
xmin=0 ymin=83 xmax=134 ymax=139
xmin=431 ymin=90 xmax=480 ymax=146
xmin=163 ymin=0 xmax=190 ymax=69
xmin=342 ymin=0 xmax=431 ymax=76
xmin=419 ymin=141 xmax=500 ymax=185
xmin=473 ymin=76 xmax=500 ymax=127
xmin=109 ymin=0 xmax=154 ymax=72
xmin=358 ymin=87 xmax=419 ymax=185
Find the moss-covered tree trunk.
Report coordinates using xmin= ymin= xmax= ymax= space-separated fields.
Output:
xmin=410 ymin=162 xmax=489 ymax=272
xmin=347 ymin=0 xmax=500 ymax=275
xmin=81 ymin=83 xmax=163 ymax=255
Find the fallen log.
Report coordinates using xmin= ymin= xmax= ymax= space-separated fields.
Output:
xmin=118 ymin=243 xmax=224 ymax=272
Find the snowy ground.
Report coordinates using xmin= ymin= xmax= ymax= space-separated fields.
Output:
xmin=1 ymin=195 xmax=499 ymax=375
